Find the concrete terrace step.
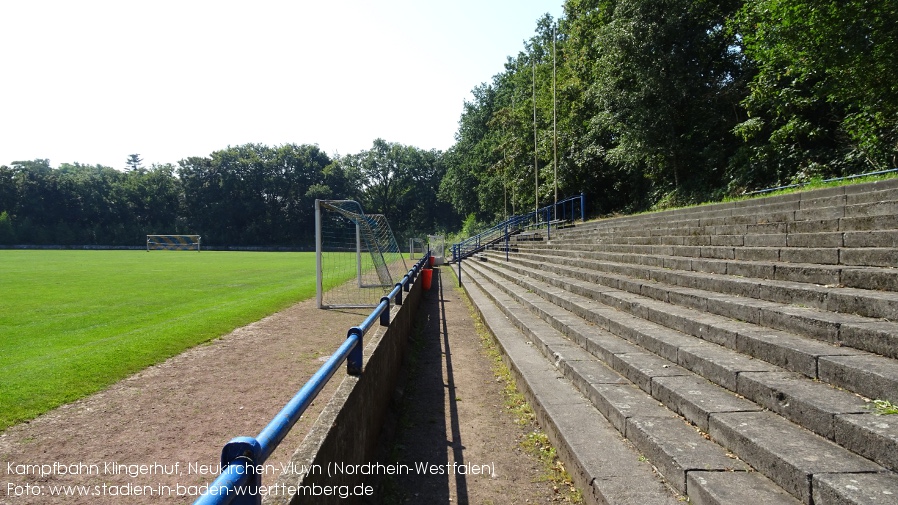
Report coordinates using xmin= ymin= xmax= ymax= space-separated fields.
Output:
xmin=518 ymin=241 xmax=898 ymax=294
xmin=548 ymin=184 xmax=898 ymax=271
xmin=458 ymin=268 xmax=683 ymax=505
xmin=557 ymin=205 xmax=898 ymax=241
xmin=450 ymin=180 xmax=898 ymax=504
xmin=557 ymin=232 xmax=898 ymax=254
xmin=558 ymin=214 xmax=898 ymax=240
xmin=562 ymin=179 xmax=898 ymax=233
xmin=472 ymin=254 xmax=898 ymax=407
xmin=468 ymin=256 xmax=898 ymax=464
xmin=533 ymin=239 xmax=898 ymax=269
xmin=459 ymin=267 xmax=802 ymax=505
xmin=486 ymin=248 xmax=898 ymax=359
xmin=460 ymin=259 xmax=898 ymax=505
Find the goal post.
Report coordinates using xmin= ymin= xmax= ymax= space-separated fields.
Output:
xmin=147 ymin=235 xmax=201 ymax=251
xmin=428 ymin=234 xmax=445 ymax=265
xmin=409 ymin=237 xmax=426 ymax=259
xmin=315 ymin=199 xmax=407 ymax=309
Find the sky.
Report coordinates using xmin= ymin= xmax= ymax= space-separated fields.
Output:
xmin=1 ymin=0 xmax=564 ymax=170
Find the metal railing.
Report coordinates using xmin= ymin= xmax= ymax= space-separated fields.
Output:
xmin=451 ymin=194 xmax=585 ymax=263
xmin=193 ymin=252 xmax=431 ymax=505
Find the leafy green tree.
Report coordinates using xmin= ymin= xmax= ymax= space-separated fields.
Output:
xmin=340 ymin=139 xmax=452 ymax=242
xmin=125 ymin=154 xmax=143 ymax=172
xmin=732 ymin=0 xmax=898 ymax=186
xmin=562 ymin=0 xmax=653 ymax=213
xmin=178 ymin=143 xmax=332 ymax=246
xmin=0 ymin=211 xmax=15 ymax=244
xmin=0 ymin=165 xmax=16 ymax=216
xmin=440 ymin=82 xmax=503 ymax=221
xmin=122 ymin=163 xmax=183 ymax=240
xmin=441 ymin=13 xmax=569 ymax=225
xmin=591 ymin=0 xmax=747 ymax=203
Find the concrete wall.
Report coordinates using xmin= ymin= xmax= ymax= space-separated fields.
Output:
xmin=265 ymin=275 xmax=424 ymax=505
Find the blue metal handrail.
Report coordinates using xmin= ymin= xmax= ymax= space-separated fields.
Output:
xmin=451 ymin=194 xmax=585 ymax=262
xmin=193 ymin=252 xmax=431 ymax=505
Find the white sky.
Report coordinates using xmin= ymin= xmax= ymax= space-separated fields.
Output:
xmin=1 ymin=0 xmax=563 ymax=170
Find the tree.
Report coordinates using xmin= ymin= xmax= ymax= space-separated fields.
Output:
xmin=440 ymin=82 xmax=504 ymax=221
xmin=0 ymin=211 xmax=15 ymax=244
xmin=178 ymin=144 xmax=332 ymax=246
xmin=0 ymin=165 xmax=16 ymax=215
xmin=125 ymin=154 xmax=143 ymax=172
xmin=590 ymin=0 xmax=747 ymax=203
xmin=732 ymin=0 xmax=898 ymax=184
xmin=122 ymin=163 xmax=183 ymax=240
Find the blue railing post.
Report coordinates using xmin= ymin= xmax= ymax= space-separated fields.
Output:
xmin=458 ymin=257 xmax=462 ymax=286
xmin=505 ymin=221 xmax=509 ymax=262
xmin=580 ymin=192 xmax=585 ymax=222
xmin=379 ymin=297 xmax=390 ymax=326
xmin=346 ymin=327 xmax=363 ymax=376
xmin=220 ymin=437 xmax=263 ymax=505
xmin=394 ymin=283 xmax=403 ymax=305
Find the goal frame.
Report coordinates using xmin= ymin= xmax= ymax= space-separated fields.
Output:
xmin=146 ymin=235 xmax=202 ymax=251
xmin=315 ymin=199 xmax=406 ymax=309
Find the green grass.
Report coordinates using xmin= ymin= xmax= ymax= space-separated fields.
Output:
xmin=871 ymin=399 xmax=898 ymax=415
xmin=609 ymin=170 xmax=898 ymax=218
xmin=0 ymin=250 xmax=337 ymax=431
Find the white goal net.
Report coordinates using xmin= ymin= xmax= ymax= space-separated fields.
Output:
xmin=147 ymin=235 xmax=201 ymax=251
xmin=315 ymin=200 xmax=407 ymax=308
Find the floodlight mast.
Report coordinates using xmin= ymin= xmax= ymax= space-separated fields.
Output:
xmin=533 ymin=56 xmax=538 ymax=218
xmin=553 ymin=21 xmax=558 ymax=220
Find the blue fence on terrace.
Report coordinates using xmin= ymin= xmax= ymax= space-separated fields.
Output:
xmin=193 ymin=252 xmax=431 ymax=505
xmin=451 ymin=194 xmax=585 ymax=263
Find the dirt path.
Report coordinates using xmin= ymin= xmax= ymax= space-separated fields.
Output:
xmin=372 ymin=268 xmax=577 ymax=504
xmin=1 ymin=299 xmax=369 ymax=504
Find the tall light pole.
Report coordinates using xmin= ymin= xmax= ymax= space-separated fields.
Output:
xmin=532 ymin=56 xmax=538 ymax=218
xmin=553 ymin=22 xmax=558 ymax=220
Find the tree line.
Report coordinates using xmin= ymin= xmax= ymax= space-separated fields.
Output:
xmin=0 ymin=142 xmax=455 ymax=247
xmin=2 ymin=0 xmax=895 ymax=246
xmin=442 ymin=0 xmax=898 ymax=222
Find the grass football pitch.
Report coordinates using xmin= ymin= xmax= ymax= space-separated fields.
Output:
xmin=0 ymin=250 xmax=335 ymax=431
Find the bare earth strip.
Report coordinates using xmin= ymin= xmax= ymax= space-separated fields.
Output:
xmin=1 ymin=299 xmax=369 ymax=504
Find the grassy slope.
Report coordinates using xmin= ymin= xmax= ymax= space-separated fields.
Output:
xmin=645 ymin=172 xmax=898 ymax=215
xmin=0 ymin=250 xmax=325 ymax=431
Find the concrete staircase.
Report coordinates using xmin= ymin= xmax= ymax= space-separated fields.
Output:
xmin=457 ymin=179 xmax=898 ymax=505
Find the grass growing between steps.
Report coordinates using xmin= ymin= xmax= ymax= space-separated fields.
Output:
xmin=871 ymin=399 xmax=898 ymax=415
xmin=453 ymin=278 xmax=583 ymax=504
xmin=601 ymin=170 xmax=898 ymax=218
